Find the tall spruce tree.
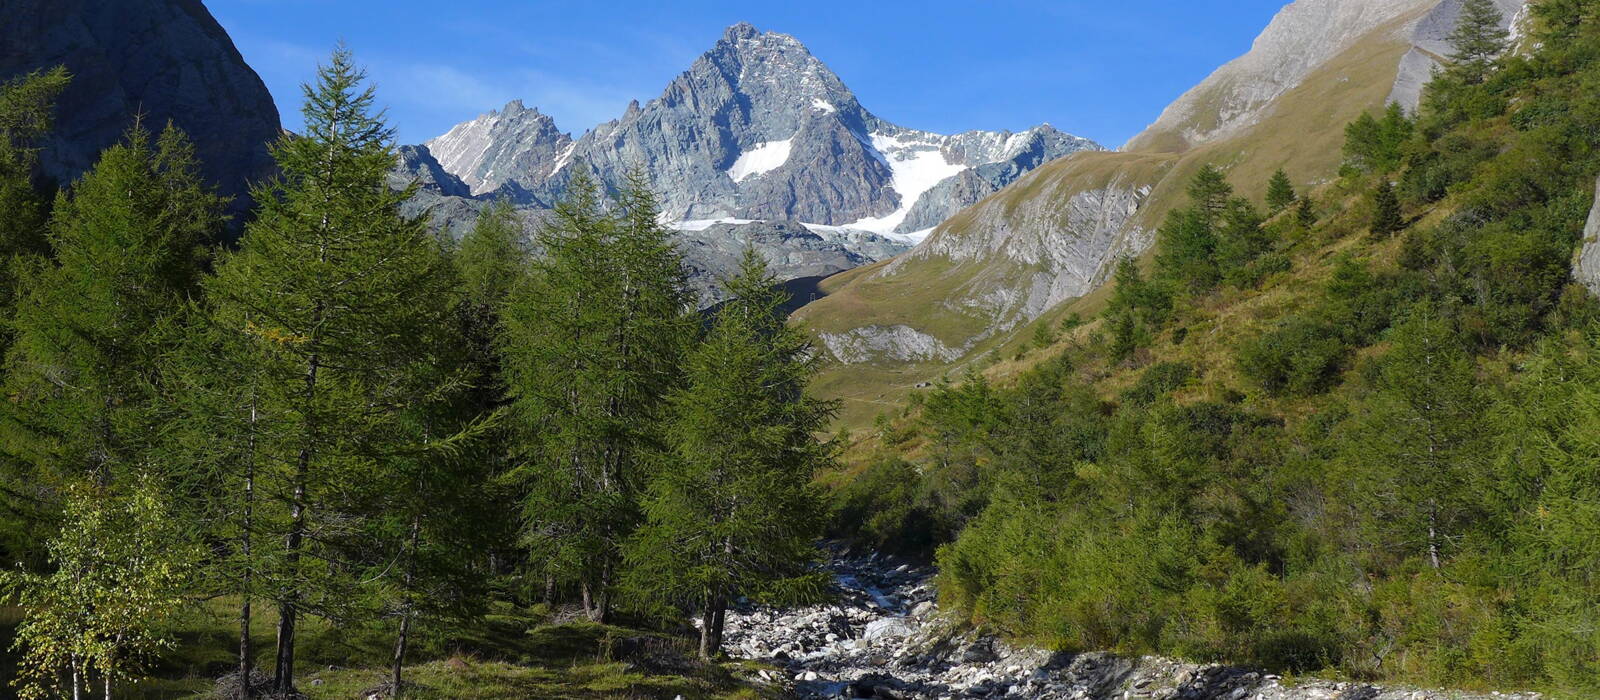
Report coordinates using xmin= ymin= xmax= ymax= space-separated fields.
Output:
xmin=625 ymin=248 xmax=834 ymax=659
xmin=501 ymin=169 xmax=692 ymax=623
xmin=1265 ymin=169 xmax=1297 ymax=212
xmin=0 ymin=124 xmax=219 ymax=509
xmin=203 ymin=48 xmax=460 ymax=696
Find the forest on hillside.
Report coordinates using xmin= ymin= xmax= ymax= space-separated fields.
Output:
xmin=833 ymin=0 xmax=1600 ymax=692
xmin=0 ymin=50 xmax=832 ymax=699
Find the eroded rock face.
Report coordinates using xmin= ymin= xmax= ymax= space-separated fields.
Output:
xmin=414 ymin=23 xmax=1099 ymax=238
xmin=0 ymin=0 xmax=281 ymax=219
xmin=424 ymin=100 xmax=572 ymax=202
xmin=1572 ymin=176 xmax=1600 ymax=297
xmin=819 ymin=326 xmax=964 ymax=365
xmin=675 ymin=220 xmax=910 ymax=308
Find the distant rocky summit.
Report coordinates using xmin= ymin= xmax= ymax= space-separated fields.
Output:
xmin=411 ymin=23 xmax=1099 ymax=241
xmin=391 ymin=22 xmax=1098 ymax=306
xmin=0 ymin=0 xmax=281 ymax=220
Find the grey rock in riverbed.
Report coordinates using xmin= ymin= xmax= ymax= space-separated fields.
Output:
xmin=721 ymin=547 xmax=1543 ymax=700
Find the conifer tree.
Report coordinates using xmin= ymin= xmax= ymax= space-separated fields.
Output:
xmin=1155 ymin=206 xmax=1220 ymax=292
xmin=166 ymin=311 xmax=269 ymax=697
xmin=1295 ymin=195 xmax=1318 ymax=227
xmin=0 ymin=67 xmax=70 ymax=359
xmin=203 ymin=48 xmax=460 ymax=696
xmin=1187 ymin=164 xmax=1233 ymax=220
xmin=1265 ymin=169 xmax=1297 ymax=212
xmin=1340 ymin=303 xmax=1486 ymax=569
xmin=1370 ymin=180 xmax=1404 ymax=238
xmin=1448 ymin=0 xmax=1509 ymax=85
xmin=625 ymin=248 xmax=834 ymax=659
xmin=501 ymin=169 xmax=692 ymax=623
xmin=0 ymin=124 xmax=219 ymax=499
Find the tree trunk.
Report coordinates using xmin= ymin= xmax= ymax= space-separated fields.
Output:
xmin=1428 ymin=507 xmax=1441 ymax=569
xmin=391 ymin=611 xmax=412 ymax=700
xmin=594 ymin=559 xmax=612 ymax=624
xmin=71 ymin=655 xmax=81 ymax=700
xmin=273 ymin=474 xmax=306 ymax=695
xmin=697 ymin=600 xmax=716 ymax=660
xmin=392 ymin=516 xmax=420 ymax=700
xmin=104 ymin=666 xmax=111 ymax=700
xmin=580 ymin=580 xmax=594 ymax=619
xmin=239 ymin=402 xmax=256 ymax=698
xmin=274 ymin=311 xmax=321 ymax=696
xmin=705 ymin=595 xmax=727 ymax=660
xmin=238 ymin=594 xmax=252 ymax=697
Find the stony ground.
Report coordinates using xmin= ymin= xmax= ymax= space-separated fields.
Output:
xmin=720 ymin=549 xmax=1544 ymax=700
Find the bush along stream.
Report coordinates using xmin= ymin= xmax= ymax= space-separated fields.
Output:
xmin=717 ymin=549 xmax=1545 ymax=700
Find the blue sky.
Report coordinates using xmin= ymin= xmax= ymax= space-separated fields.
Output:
xmin=209 ymin=1 xmax=1288 ymax=148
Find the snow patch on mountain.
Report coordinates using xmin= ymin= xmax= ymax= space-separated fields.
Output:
xmin=845 ymin=133 xmax=969 ymax=235
xmin=728 ymin=138 xmax=795 ymax=182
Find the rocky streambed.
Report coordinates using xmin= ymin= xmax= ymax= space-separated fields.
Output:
xmin=720 ymin=550 xmax=1542 ymax=700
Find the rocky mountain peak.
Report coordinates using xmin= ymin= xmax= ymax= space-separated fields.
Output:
xmin=424 ymin=98 xmax=572 ymax=197
xmin=722 ymin=21 xmax=761 ymax=43
xmin=409 ymin=20 xmax=1099 ymax=258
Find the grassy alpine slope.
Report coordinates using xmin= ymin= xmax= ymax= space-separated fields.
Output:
xmin=796 ymin=1 xmax=1453 ymax=429
xmin=828 ymin=0 xmax=1600 ymax=693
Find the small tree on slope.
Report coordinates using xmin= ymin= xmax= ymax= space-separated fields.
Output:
xmin=1265 ymin=168 xmax=1297 ymax=212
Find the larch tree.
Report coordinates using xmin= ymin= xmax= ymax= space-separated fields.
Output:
xmin=0 ymin=123 xmax=219 ymax=504
xmin=625 ymin=248 xmax=834 ymax=660
xmin=202 ymin=47 xmax=460 ymax=696
xmin=501 ymin=169 xmax=692 ymax=623
xmin=1340 ymin=303 xmax=1487 ymax=569
xmin=0 ymin=67 xmax=70 ymax=359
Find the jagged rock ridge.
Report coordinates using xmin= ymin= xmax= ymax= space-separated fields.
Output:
xmin=413 ymin=22 xmax=1100 ymax=240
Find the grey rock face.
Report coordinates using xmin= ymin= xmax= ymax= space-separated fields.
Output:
xmin=391 ymin=145 xmax=472 ymax=198
xmin=676 ymin=220 xmax=909 ymax=308
xmin=899 ymin=170 xmax=1000 ymax=233
xmin=1573 ymin=176 xmax=1600 ymax=296
xmin=416 ymin=23 xmax=1099 ymax=238
xmin=819 ymin=325 xmax=964 ymax=365
xmin=1131 ymin=0 xmax=1438 ymax=151
xmin=0 ymin=0 xmax=282 ymax=220
xmin=423 ymin=100 xmax=572 ymax=201
xmin=1389 ymin=0 xmax=1528 ymax=110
